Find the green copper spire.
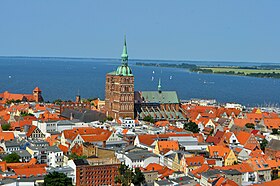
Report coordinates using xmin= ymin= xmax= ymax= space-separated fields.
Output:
xmin=158 ymin=78 xmax=162 ymax=93
xmin=116 ymin=35 xmax=133 ymax=76
xmin=121 ymin=35 xmax=128 ymax=65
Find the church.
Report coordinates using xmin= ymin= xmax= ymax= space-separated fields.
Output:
xmin=105 ymin=37 xmax=134 ymax=119
xmin=105 ymin=38 xmax=186 ymax=121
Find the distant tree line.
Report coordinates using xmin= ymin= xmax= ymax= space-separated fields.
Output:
xmin=136 ymin=62 xmax=280 ymax=79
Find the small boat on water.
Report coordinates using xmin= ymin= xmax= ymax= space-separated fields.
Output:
xmin=170 ymin=76 xmax=172 ymax=80
xmin=152 ymin=71 xmax=155 ymax=74
xmin=151 ymin=76 xmax=154 ymax=81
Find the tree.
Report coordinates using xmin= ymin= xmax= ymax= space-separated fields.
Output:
xmin=143 ymin=115 xmax=154 ymax=124
xmin=260 ymin=138 xmax=268 ymax=151
xmin=184 ymin=121 xmax=200 ymax=133
xmin=3 ymin=153 xmax=20 ymax=163
xmin=132 ymin=168 xmax=146 ymax=186
xmin=245 ymin=123 xmax=255 ymax=129
xmin=272 ymin=128 xmax=279 ymax=135
xmin=107 ymin=116 xmax=113 ymax=121
xmin=68 ymin=153 xmax=87 ymax=160
xmin=115 ymin=164 xmax=145 ymax=186
xmin=1 ymin=123 xmax=11 ymax=131
xmin=44 ymin=171 xmax=72 ymax=186
xmin=53 ymin=99 xmax=63 ymax=105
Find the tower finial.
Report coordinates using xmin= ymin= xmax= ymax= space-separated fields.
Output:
xmin=121 ymin=35 xmax=128 ymax=65
xmin=158 ymin=78 xmax=162 ymax=93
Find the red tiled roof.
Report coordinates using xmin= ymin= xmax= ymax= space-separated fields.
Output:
xmin=251 ymin=178 xmax=280 ymax=186
xmin=0 ymin=132 xmax=14 ymax=141
xmin=33 ymin=87 xmax=42 ymax=92
xmin=263 ymin=118 xmax=280 ymax=129
xmin=235 ymin=131 xmax=251 ymax=145
xmin=185 ymin=156 xmax=205 ymax=166
xmin=26 ymin=125 xmax=37 ymax=137
xmin=58 ymin=144 xmax=69 ymax=154
xmin=137 ymin=133 xmax=192 ymax=146
xmin=157 ymin=141 xmax=179 ymax=152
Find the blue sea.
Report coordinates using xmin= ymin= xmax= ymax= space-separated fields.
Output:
xmin=0 ymin=56 xmax=280 ymax=106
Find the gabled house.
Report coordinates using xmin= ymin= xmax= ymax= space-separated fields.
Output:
xmin=154 ymin=140 xmax=179 ymax=155
xmin=180 ymin=155 xmax=205 ymax=174
xmin=163 ymin=151 xmax=186 ymax=171
xmin=26 ymin=125 xmax=45 ymax=139
xmin=235 ymin=131 xmax=260 ymax=148
xmin=208 ymin=145 xmax=237 ymax=166
xmin=246 ymin=157 xmax=271 ymax=182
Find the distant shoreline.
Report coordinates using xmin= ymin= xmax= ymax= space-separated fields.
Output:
xmin=0 ymin=56 xmax=279 ymax=66
xmin=136 ymin=62 xmax=280 ymax=79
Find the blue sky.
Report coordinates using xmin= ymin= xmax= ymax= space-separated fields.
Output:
xmin=0 ymin=0 xmax=279 ymax=62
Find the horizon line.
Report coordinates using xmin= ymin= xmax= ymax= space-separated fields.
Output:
xmin=0 ymin=55 xmax=279 ymax=64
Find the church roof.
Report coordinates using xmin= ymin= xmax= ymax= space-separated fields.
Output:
xmin=140 ymin=91 xmax=179 ymax=104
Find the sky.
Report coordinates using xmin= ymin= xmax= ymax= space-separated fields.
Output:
xmin=0 ymin=0 xmax=279 ymax=62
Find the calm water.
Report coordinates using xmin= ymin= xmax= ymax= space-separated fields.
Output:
xmin=0 ymin=57 xmax=280 ymax=106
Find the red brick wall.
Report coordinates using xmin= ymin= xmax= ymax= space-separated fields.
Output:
xmin=76 ymin=164 xmax=120 ymax=186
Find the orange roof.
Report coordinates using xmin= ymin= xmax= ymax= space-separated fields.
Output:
xmin=81 ymin=133 xmax=111 ymax=142
xmin=206 ymin=136 xmax=221 ymax=145
xmin=252 ymin=178 xmax=280 ymax=186
xmin=246 ymin=113 xmax=263 ymax=121
xmin=168 ymin=126 xmax=184 ymax=132
xmin=122 ymin=129 xmax=129 ymax=134
xmin=26 ymin=125 xmax=37 ymax=137
xmin=206 ymin=159 xmax=216 ymax=165
xmin=0 ymin=161 xmax=7 ymax=171
xmin=266 ymin=159 xmax=280 ymax=168
xmin=137 ymin=133 xmax=192 ymax=146
xmin=246 ymin=157 xmax=270 ymax=171
xmin=58 ymin=144 xmax=69 ymax=154
xmin=10 ymin=119 xmax=33 ymax=130
xmin=63 ymin=127 xmax=111 ymax=141
xmin=233 ymin=118 xmax=255 ymax=127
xmin=191 ymin=164 xmax=210 ymax=179
xmin=208 ymin=145 xmax=231 ymax=160
xmin=0 ymin=91 xmax=36 ymax=103
xmin=263 ymin=118 xmax=280 ymax=129
xmin=7 ymin=158 xmax=37 ymax=168
xmin=0 ymin=132 xmax=14 ymax=141
xmin=249 ymin=149 xmax=265 ymax=158
xmin=235 ymin=131 xmax=251 ymax=145
xmin=71 ymin=143 xmax=83 ymax=156
xmin=46 ymin=134 xmax=59 ymax=146
xmin=157 ymin=140 xmax=179 ymax=152
xmin=155 ymin=120 xmax=170 ymax=127
xmin=12 ymin=164 xmax=47 ymax=178
xmin=33 ymin=87 xmax=42 ymax=92
xmin=185 ymin=156 xmax=205 ymax=166
xmin=219 ymin=162 xmax=254 ymax=173
xmin=144 ymin=163 xmax=174 ymax=178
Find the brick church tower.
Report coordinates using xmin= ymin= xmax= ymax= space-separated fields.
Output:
xmin=105 ymin=37 xmax=134 ymax=119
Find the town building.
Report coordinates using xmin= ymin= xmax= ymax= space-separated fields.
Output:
xmin=0 ymin=87 xmax=43 ymax=104
xmin=105 ymin=37 xmax=134 ymax=119
xmin=134 ymin=79 xmax=186 ymax=121
xmin=68 ymin=158 xmax=120 ymax=186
